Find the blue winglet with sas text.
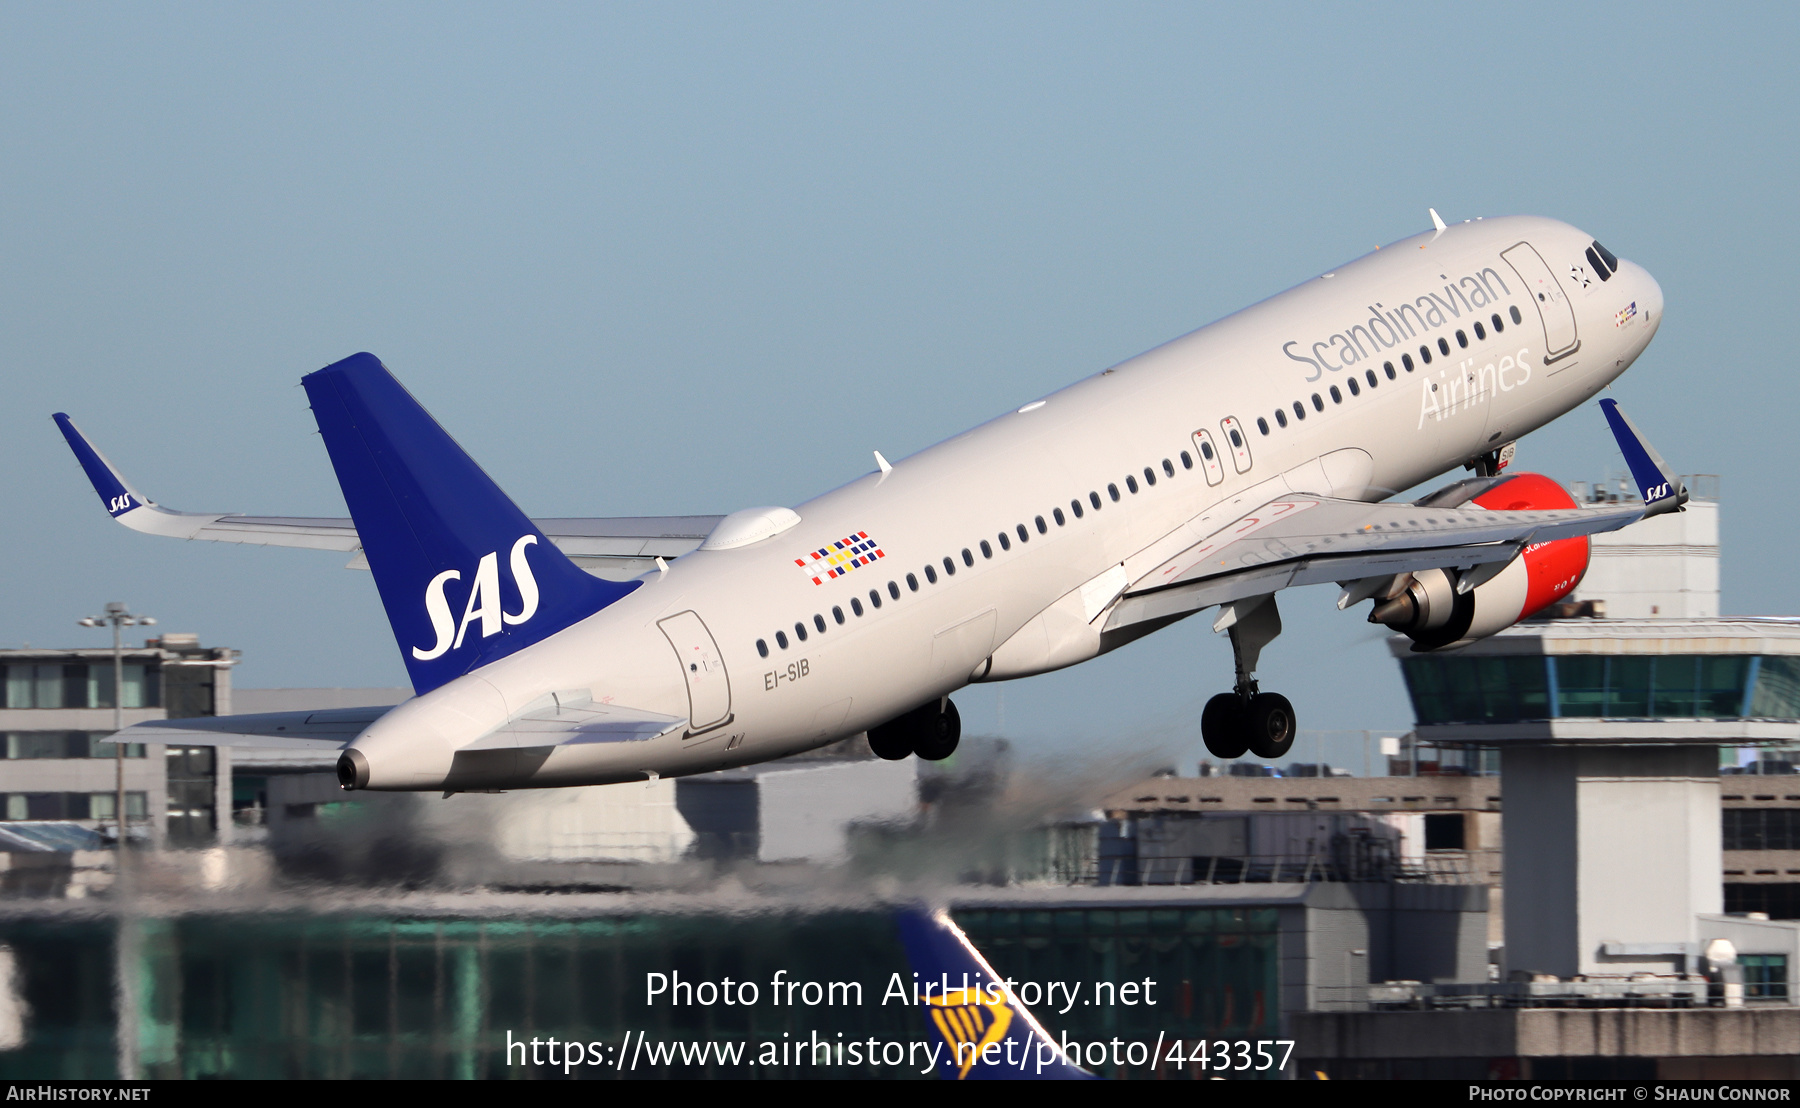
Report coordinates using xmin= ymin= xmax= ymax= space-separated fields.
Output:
xmin=1599 ymin=398 xmax=1686 ymax=517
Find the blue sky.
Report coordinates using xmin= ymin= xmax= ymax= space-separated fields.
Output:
xmin=3 ymin=3 xmax=1795 ymax=772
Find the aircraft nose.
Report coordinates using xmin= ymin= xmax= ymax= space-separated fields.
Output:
xmin=1636 ymin=263 xmax=1664 ymax=328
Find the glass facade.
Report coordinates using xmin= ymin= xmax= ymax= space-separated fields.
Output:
xmin=1402 ymin=653 xmax=1800 ymax=726
xmin=0 ymin=907 xmax=1280 ymax=1079
xmin=0 ymin=663 xmax=159 ymax=710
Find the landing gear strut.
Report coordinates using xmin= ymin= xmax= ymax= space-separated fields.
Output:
xmin=1200 ymin=594 xmax=1296 ymax=761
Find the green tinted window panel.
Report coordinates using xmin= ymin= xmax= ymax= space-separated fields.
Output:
xmin=1401 ymin=657 xmax=1451 ymax=725
xmin=1700 ymin=656 xmax=1752 ymax=717
xmin=1605 ymin=656 xmax=1654 ymax=717
xmin=1554 ymin=656 xmax=1606 ymax=717
xmin=1752 ymin=656 xmax=1800 ymax=720
xmin=1651 ymin=656 xmax=1700 ymax=717
xmin=1507 ymin=656 xmax=1551 ymax=718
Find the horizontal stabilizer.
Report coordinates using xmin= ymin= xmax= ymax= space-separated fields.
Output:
xmin=107 ymin=706 xmax=394 ymax=750
xmin=458 ymin=699 xmax=685 ymax=750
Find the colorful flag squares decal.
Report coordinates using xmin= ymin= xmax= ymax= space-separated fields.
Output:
xmin=795 ymin=532 xmax=884 ymax=585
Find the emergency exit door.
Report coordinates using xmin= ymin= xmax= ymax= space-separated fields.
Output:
xmin=658 ymin=610 xmax=733 ymax=734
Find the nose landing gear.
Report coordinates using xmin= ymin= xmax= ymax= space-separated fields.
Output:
xmin=1200 ymin=595 xmax=1296 ymax=761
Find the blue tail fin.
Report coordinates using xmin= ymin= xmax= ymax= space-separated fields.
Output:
xmin=895 ymin=908 xmax=1092 ymax=1080
xmin=1599 ymin=398 xmax=1687 ymax=518
xmin=302 ymin=353 xmax=638 ymax=694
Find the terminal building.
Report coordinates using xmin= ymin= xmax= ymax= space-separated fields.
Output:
xmin=7 ymin=473 xmax=1800 ymax=1078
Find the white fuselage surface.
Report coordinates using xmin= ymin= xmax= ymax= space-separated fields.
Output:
xmin=351 ymin=215 xmax=1663 ymax=789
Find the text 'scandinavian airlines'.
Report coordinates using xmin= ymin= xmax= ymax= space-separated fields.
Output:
xmin=58 ymin=212 xmax=1679 ymax=790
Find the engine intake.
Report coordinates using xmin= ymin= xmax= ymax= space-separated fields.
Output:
xmin=1370 ymin=472 xmax=1590 ymax=651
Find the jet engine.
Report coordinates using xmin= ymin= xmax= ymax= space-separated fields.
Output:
xmin=1368 ymin=472 xmax=1590 ymax=651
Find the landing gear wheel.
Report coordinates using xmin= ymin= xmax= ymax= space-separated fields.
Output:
xmin=1201 ymin=693 xmax=1250 ymax=759
xmin=1245 ymin=692 xmax=1296 ymax=759
xmin=914 ymin=699 xmax=961 ymax=762
xmin=867 ymin=718 xmax=914 ymax=761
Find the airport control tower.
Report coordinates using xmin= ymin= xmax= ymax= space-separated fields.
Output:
xmin=1392 ymin=476 xmax=1800 ymax=979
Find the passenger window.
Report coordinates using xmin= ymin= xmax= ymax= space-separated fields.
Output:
xmin=1402 ymin=353 xmax=1414 ymax=372
xmin=923 ymin=565 xmax=936 ymax=584
xmin=1016 ymin=523 xmax=1030 ymax=542
xmin=1180 ymin=451 xmax=1193 ymax=469
xmin=1089 ymin=492 xmax=1102 ymax=509
xmin=1367 ymin=369 xmax=1379 ymax=388
xmin=1142 ymin=467 xmax=1155 ymax=487
xmin=1275 ymin=409 xmax=1288 ymax=428
xmin=907 ymin=573 xmax=919 ymax=591
xmin=1384 ymin=361 xmax=1396 ymax=379
xmin=1491 ymin=312 xmax=1504 ymax=333
xmin=1330 ymin=385 xmax=1342 ymax=403
xmin=871 ymin=589 xmax=883 ymax=608
xmin=888 ymin=581 xmax=900 ymax=599
xmin=1455 ymin=330 xmax=1468 ymax=348
xmin=1053 ymin=507 xmax=1065 ymax=525
xmin=1256 ymin=417 xmax=1269 ymax=435
xmin=1510 ymin=305 xmax=1523 ymax=325
xmin=852 ymin=597 xmax=864 ymax=616
xmin=757 ymin=639 xmax=769 ymax=658
xmin=1311 ymin=393 xmax=1324 ymax=411
xmin=814 ymin=614 xmax=827 ymax=632
xmin=998 ymin=531 xmax=1012 ymax=550
xmin=776 ymin=631 xmax=789 ymax=649
xmin=1293 ymin=401 xmax=1306 ymax=420
xmin=795 ymin=622 xmax=808 ymax=642
xmin=962 ymin=548 xmax=974 ymax=566
xmin=1035 ymin=515 xmax=1047 ymax=533
xmin=1125 ymin=475 xmax=1139 ymax=494
xmin=832 ymin=606 xmax=844 ymax=625
xmin=1228 ymin=428 xmax=1242 ymax=447
xmin=1473 ymin=321 xmax=1486 ymax=340
xmin=1071 ymin=499 xmax=1085 ymax=518
xmin=981 ymin=540 xmax=992 ymax=558
xmin=943 ymin=556 xmax=955 ymax=576
xmin=1438 ymin=337 xmax=1451 ymax=355
xmin=1420 ymin=345 xmax=1433 ymax=365
xmin=1162 ymin=458 xmax=1174 ymax=477
xmin=1108 ymin=484 xmax=1120 ymax=502
xmin=1346 ymin=379 xmax=1359 ymax=397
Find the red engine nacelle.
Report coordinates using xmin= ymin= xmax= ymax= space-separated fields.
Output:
xmin=1371 ymin=472 xmax=1590 ymax=651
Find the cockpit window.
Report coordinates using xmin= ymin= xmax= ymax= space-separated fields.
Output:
xmin=1593 ymin=240 xmax=1618 ymax=274
xmin=1585 ymin=245 xmax=1612 ymax=282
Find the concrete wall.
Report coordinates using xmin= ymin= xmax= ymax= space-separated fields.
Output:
xmin=1574 ymin=498 xmax=1719 ymax=618
xmin=755 ymin=759 xmax=915 ymax=863
xmin=1504 ymin=745 xmax=1720 ymax=978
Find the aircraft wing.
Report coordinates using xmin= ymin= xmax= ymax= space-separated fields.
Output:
xmin=53 ymin=413 xmax=720 ymax=574
xmin=1106 ymin=396 xmax=1682 ymax=634
xmin=1106 ymin=493 xmax=1642 ymax=633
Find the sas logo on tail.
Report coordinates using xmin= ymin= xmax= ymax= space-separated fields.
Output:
xmin=795 ymin=531 xmax=883 ymax=586
xmin=413 ymin=535 xmax=542 ymax=661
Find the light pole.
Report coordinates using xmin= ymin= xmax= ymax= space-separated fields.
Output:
xmin=79 ymin=602 xmax=155 ymax=850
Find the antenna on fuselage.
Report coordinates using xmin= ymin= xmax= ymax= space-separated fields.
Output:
xmin=1429 ymin=208 xmax=1448 ymax=233
xmin=873 ymin=450 xmax=893 ymax=475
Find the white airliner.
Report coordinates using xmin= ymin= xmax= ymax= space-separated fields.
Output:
xmin=57 ymin=212 xmax=1679 ymax=792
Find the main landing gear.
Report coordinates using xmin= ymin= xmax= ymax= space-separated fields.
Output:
xmin=869 ymin=697 xmax=961 ymax=762
xmin=1200 ymin=594 xmax=1297 ymax=761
